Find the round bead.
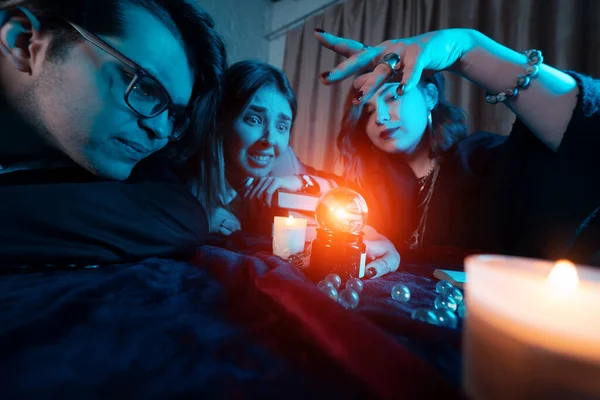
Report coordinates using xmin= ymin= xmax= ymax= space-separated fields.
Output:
xmin=338 ymin=288 xmax=360 ymax=309
xmin=458 ymin=301 xmax=466 ymax=318
xmin=435 ymin=280 xmax=453 ymax=294
xmin=324 ymin=273 xmax=342 ymax=289
xmin=525 ymin=65 xmax=539 ymax=77
xmin=317 ymin=280 xmax=334 ymax=293
xmin=496 ymin=92 xmax=507 ymax=102
xmin=411 ymin=308 xmax=439 ymax=325
xmin=434 ymin=294 xmax=458 ymax=312
xmin=391 ymin=283 xmax=411 ymax=302
xmin=447 ymin=287 xmax=464 ymax=304
xmin=433 ymin=309 xmax=458 ymax=329
xmin=516 ymin=75 xmax=530 ymax=88
xmin=323 ymin=286 xmax=339 ymax=301
xmin=345 ymin=277 xmax=364 ymax=294
xmin=528 ymin=55 xmax=543 ymax=65
xmin=527 ymin=49 xmax=542 ymax=62
xmin=505 ymin=87 xmax=519 ymax=97
xmin=485 ymin=94 xmax=498 ymax=104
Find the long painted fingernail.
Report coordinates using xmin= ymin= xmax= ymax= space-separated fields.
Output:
xmin=397 ymin=84 xmax=406 ymax=94
xmin=315 ymin=28 xmax=326 ymax=34
xmin=320 ymin=71 xmax=331 ymax=80
xmin=354 ymin=90 xmax=365 ymax=102
xmin=366 ymin=267 xmax=376 ymax=278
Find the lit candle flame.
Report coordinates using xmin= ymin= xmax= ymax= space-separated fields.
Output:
xmin=286 ymin=214 xmax=294 ymax=225
xmin=547 ymin=260 xmax=579 ymax=294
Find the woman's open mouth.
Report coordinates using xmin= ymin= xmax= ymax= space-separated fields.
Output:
xmin=248 ymin=151 xmax=274 ymax=167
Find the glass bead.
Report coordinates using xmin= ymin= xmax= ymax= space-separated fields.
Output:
xmin=325 ymin=273 xmax=342 ymax=289
xmin=485 ymin=94 xmax=498 ymax=104
xmin=345 ymin=277 xmax=364 ymax=294
xmin=447 ymin=287 xmax=464 ymax=304
xmin=411 ymin=308 xmax=439 ymax=325
xmin=496 ymin=92 xmax=507 ymax=102
xmin=525 ymin=65 xmax=539 ymax=77
xmin=434 ymin=294 xmax=458 ymax=312
xmin=391 ymin=283 xmax=411 ymax=302
xmin=506 ymin=87 xmax=518 ymax=97
xmin=433 ymin=309 xmax=458 ymax=329
xmin=317 ymin=280 xmax=334 ymax=292
xmin=458 ymin=301 xmax=466 ymax=319
xmin=338 ymin=288 xmax=360 ymax=309
xmin=435 ymin=280 xmax=453 ymax=294
xmin=323 ymin=286 xmax=339 ymax=302
xmin=516 ymin=75 xmax=530 ymax=88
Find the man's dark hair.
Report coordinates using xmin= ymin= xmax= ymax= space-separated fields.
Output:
xmin=0 ymin=0 xmax=227 ymax=163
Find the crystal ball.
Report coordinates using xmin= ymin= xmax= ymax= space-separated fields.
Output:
xmin=324 ymin=273 xmax=342 ymax=290
xmin=391 ymin=283 xmax=411 ymax=302
xmin=338 ymin=288 xmax=360 ymax=309
xmin=447 ymin=287 xmax=464 ymax=304
xmin=411 ymin=308 xmax=438 ymax=325
xmin=345 ymin=277 xmax=364 ymax=294
xmin=457 ymin=301 xmax=466 ymax=318
xmin=435 ymin=280 xmax=453 ymax=294
xmin=315 ymin=187 xmax=368 ymax=233
xmin=433 ymin=309 xmax=458 ymax=329
xmin=434 ymin=294 xmax=458 ymax=312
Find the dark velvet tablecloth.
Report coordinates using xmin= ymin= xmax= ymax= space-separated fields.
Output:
xmin=0 ymin=233 xmax=468 ymax=399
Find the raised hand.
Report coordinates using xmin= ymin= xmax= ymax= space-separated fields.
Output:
xmin=315 ymin=29 xmax=473 ymax=104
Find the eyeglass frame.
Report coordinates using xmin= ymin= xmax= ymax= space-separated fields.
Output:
xmin=64 ymin=19 xmax=190 ymax=141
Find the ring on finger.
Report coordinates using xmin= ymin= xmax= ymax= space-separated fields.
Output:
xmin=380 ymin=258 xmax=392 ymax=272
xmin=378 ymin=53 xmax=401 ymax=75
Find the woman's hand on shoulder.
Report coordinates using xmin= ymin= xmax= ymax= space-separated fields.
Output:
xmin=362 ymin=225 xmax=401 ymax=279
xmin=244 ymin=176 xmax=303 ymax=208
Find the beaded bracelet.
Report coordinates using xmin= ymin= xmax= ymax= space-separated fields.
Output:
xmin=484 ymin=49 xmax=544 ymax=104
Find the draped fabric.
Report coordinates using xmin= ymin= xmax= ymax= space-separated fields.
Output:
xmin=283 ymin=0 xmax=600 ymax=173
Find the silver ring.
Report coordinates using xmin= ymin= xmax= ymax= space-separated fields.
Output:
xmin=378 ymin=53 xmax=401 ymax=74
xmin=380 ymin=258 xmax=391 ymax=272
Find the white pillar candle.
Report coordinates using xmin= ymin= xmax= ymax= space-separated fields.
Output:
xmin=273 ymin=215 xmax=307 ymax=259
xmin=464 ymin=255 xmax=600 ymax=399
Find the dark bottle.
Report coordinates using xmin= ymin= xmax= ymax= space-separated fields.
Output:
xmin=308 ymin=229 xmax=367 ymax=283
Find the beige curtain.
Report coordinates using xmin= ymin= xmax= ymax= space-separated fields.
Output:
xmin=283 ymin=0 xmax=600 ymax=173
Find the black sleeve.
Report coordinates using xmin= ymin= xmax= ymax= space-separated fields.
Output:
xmin=0 ymin=162 xmax=208 ymax=267
xmin=495 ymin=71 xmax=600 ymax=260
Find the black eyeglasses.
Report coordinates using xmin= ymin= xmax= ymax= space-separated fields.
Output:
xmin=65 ymin=20 xmax=190 ymax=141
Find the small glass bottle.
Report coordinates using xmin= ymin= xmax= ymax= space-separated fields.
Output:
xmin=308 ymin=229 xmax=367 ymax=283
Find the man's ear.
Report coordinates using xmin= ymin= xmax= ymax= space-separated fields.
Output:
xmin=0 ymin=7 xmax=46 ymax=74
xmin=423 ymin=82 xmax=439 ymax=111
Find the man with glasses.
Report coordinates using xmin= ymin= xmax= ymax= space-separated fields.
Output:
xmin=0 ymin=0 xmax=227 ymax=265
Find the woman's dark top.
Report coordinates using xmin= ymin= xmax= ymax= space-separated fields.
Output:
xmin=353 ymin=71 xmax=600 ymax=264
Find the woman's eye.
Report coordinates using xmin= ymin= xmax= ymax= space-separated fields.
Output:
xmin=386 ymin=94 xmax=400 ymax=103
xmin=277 ymin=124 xmax=289 ymax=133
xmin=245 ymin=115 xmax=261 ymax=125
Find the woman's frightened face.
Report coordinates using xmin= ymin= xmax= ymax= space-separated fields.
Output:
xmin=227 ymin=84 xmax=293 ymax=179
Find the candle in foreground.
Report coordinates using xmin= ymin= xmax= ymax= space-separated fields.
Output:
xmin=273 ymin=215 xmax=307 ymax=259
xmin=463 ymin=255 xmax=600 ymax=399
